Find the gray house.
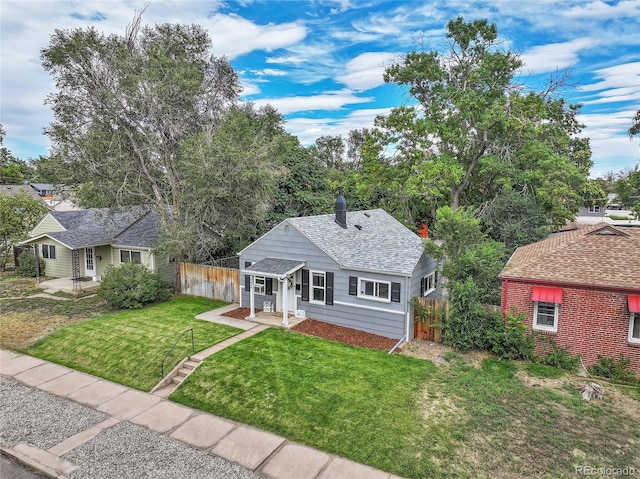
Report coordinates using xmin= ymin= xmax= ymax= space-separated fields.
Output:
xmin=239 ymin=190 xmax=437 ymax=341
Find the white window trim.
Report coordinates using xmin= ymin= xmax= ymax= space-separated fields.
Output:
xmin=629 ymin=313 xmax=640 ymax=344
xmin=254 ymin=276 xmax=266 ymax=295
xmin=357 ymin=277 xmax=391 ymax=303
xmin=533 ymin=301 xmax=559 ymax=332
xmin=309 ymin=270 xmax=326 ymax=305
xmin=423 ymin=272 xmax=436 ymax=297
xmin=42 ymin=244 xmax=57 ymax=260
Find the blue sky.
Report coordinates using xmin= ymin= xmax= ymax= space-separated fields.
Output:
xmin=1 ymin=0 xmax=639 ymax=177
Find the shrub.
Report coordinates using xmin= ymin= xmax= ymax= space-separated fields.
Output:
xmin=15 ymin=250 xmax=44 ymax=277
xmin=588 ymin=354 xmax=637 ymax=382
xmin=488 ymin=311 xmax=535 ymax=360
xmin=98 ymin=262 xmax=170 ymax=309
xmin=445 ymin=278 xmax=499 ymax=350
xmin=532 ymin=334 xmax=579 ymax=370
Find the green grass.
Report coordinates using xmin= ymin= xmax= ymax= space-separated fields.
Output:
xmin=26 ymin=296 xmax=241 ymax=391
xmin=171 ymin=330 xmax=640 ymax=479
xmin=172 ymin=328 xmax=439 ymax=478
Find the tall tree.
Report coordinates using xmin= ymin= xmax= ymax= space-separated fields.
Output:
xmin=375 ymin=17 xmax=590 ymax=226
xmin=0 ymin=192 xmax=47 ymax=269
xmin=41 ymin=13 xmax=241 ymax=227
xmin=159 ymin=103 xmax=286 ymax=261
xmin=308 ymin=135 xmax=346 ymax=170
xmin=268 ymin=134 xmax=332 ymax=226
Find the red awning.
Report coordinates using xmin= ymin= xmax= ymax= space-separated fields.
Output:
xmin=531 ymin=286 xmax=563 ymax=304
xmin=629 ymin=295 xmax=640 ymax=313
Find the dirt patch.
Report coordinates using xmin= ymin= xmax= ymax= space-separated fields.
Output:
xmin=401 ymin=339 xmax=491 ymax=368
xmin=221 ymin=307 xmax=261 ymax=319
xmin=292 ymin=318 xmax=398 ymax=351
xmin=0 ymin=312 xmax=78 ymax=349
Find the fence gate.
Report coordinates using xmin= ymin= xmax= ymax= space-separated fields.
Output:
xmin=179 ymin=262 xmax=240 ymax=303
xmin=413 ymin=297 xmax=449 ymax=342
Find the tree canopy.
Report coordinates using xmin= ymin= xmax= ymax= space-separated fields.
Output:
xmin=40 ymin=13 xmax=286 ymax=261
xmin=370 ymin=17 xmax=590 ymax=228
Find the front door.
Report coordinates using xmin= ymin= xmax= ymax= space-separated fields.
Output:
xmin=85 ymin=247 xmax=96 ymax=277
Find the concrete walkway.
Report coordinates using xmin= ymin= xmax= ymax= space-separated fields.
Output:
xmin=1 ymin=352 xmax=401 ymax=479
xmin=152 ymin=304 xmax=270 ymax=398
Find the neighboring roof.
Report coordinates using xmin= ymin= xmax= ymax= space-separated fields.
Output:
xmin=500 ymin=223 xmax=640 ymax=290
xmin=244 ymin=258 xmax=306 ymax=279
xmin=0 ymin=184 xmax=48 ymax=204
xmin=30 ymin=183 xmax=53 ymax=191
xmin=284 ymin=209 xmax=425 ymax=276
xmin=24 ymin=206 xmax=163 ymax=250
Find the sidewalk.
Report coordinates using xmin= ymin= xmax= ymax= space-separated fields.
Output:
xmin=0 ymin=349 xmax=401 ymax=479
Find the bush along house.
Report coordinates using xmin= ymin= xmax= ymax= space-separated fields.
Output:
xmin=499 ymin=223 xmax=640 ymax=376
xmin=238 ymin=189 xmax=438 ymax=342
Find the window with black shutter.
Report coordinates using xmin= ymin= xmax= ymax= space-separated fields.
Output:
xmin=326 ymin=272 xmax=334 ymax=305
xmin=244 ymin=261 xmax=251 ymax=292
xmin=391 ymin=282 xmax=401 ymax=302
xmin=301 ymin=269 xmax=309 ymax=301
xmin=349 ymin=276 xmax=358 ymax=295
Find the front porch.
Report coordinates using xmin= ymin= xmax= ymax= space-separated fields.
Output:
xmin=246 ymin=310 xmax=306 ymax=329
xmin=38 ymin=277 xmax=101 ymax=294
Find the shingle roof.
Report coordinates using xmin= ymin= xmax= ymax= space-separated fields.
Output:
xmin=35 ymin=207 xmax=163 ymax=249
xmin=500 ymin=223 xmax=640 ymax=290
xmin=286 ymin=209 xmax=424 ymax=276
xmin=0 ymin=184 xmax=48 ymax=204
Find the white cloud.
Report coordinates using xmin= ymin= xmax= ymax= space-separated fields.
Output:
xmin=578 ymin=109 xmax=640 ymax=176
xmin=563 ymin=0 xmax=640 ymax=19
xmin=336 ymin=52 xmax=397 ymax=91
xmin=285 ymin=107 xmax=392 ymax=145
xmin=520 ymin=38 xmax=595 ymax=75
xmin=252 ymin=90 xmax=373 ymax=115
xmin=205 ymin=14 xmax=307 ymax=59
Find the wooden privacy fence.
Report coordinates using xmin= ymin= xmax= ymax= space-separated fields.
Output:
xmin=413 ymin=297 xmax=448 ymax=342
xmin=179 ymin=262 xmax=240 ymax=303
xmin=413 ymin=297 xmax=501 ymax=343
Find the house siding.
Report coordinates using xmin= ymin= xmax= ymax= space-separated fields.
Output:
xmin=155 ymin=258 xmax=177 ymax=284
xmin=32 ymin=215 xmax=64 ymax=235
xmin=30 ymin=238 xmax=72 ymax=278
xmin=503 ymin=280 xmax=640 ymax=375
xmin=240 ymin=221 xmax=422 ymax=339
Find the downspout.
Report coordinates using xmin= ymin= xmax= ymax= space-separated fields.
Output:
xmin=388 ymin=335 xmax=406 ymax=355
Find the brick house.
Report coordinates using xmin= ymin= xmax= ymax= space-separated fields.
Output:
xmin=499 ymin=223 xmax=640 ymax=375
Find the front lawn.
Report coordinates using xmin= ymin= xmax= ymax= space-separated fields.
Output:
xmin=171 ymin=328 xmax=640 ymax=479
xmin=26 ymin=296 xmax=241 ymax=391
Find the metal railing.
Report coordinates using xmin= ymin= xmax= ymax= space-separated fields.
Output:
xmin=161 ymin=328 xmax=194 ymax=378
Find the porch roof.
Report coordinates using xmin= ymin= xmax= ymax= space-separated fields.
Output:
xmin=242 ymin=257 xmax=305 ymax=279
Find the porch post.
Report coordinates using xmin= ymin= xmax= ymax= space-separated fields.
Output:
xmin=249 ymin=275 xmax=255 ymax=319
xmin=282 ymin=277 xmax=288 ymax=326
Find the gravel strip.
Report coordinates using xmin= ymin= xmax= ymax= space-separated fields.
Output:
xmin=0 ymin=376 xmax=107 ymax=449
xmin=64 ymin=421 xmax=260 ymax=479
